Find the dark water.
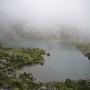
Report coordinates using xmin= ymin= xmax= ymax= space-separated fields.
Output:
xmin=8 ymin=40 xmax=90 ymax=82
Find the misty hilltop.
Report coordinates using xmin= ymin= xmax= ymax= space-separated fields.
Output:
xmin=0 ymin=12 xmax=89 ymax=43
xmin=0 ymin=13 xmax=77 ymax=41
xmin=0 ymin=0 xmax=90 ymax=43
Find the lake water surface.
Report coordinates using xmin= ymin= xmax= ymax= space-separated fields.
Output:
xmin=8 ymin=40 xmax=90 ymax=82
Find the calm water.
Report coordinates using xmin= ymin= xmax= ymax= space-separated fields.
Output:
xmin=8 ymin=40 xmax=90 ymax=82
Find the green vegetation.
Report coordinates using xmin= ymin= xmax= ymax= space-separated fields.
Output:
xmin=0 ymin=42 xmax=46 ymax=90
xmin=43 ymin=79 xmax=90 ymax=90
xmin=0 ymin=41 xmax=90 ymax=90
xmin=76 ymin=43 xmax=90 ymax=60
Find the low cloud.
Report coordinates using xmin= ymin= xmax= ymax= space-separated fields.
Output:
xmin=0 ymin=0 xmax=89 ymax=43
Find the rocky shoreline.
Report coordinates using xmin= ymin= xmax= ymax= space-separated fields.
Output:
xmin=76 ymin=43 xmax=90 ymax=60
xmin=0 ymin=42 xmax=90 ymax=90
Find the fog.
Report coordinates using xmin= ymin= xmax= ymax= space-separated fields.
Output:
xmin=0 ymin=0 xmax=90 ymax=42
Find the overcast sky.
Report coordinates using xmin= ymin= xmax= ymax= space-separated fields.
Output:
xmin=0 ymin=0 xmax=89 ymax=32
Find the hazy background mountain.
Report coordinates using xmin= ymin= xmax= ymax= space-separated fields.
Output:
xmin=0 ymin=12 xmax=89 ymax=43
xmin=0 ymin=0 xmax=90 ymax=43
